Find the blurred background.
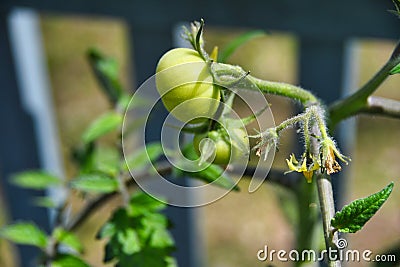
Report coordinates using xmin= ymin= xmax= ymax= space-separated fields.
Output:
xmin=0 ymin=1 xmax=400 ymax=266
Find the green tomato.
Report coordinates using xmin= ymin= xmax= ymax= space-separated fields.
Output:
xmin=193 ymin=128 xmax=249 ymax=165
xmin=156 ymin=48 xmax=220 ymax=124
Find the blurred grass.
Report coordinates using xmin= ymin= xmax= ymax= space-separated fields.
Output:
xmin=0 ymin=15 xmax=399 ymax=267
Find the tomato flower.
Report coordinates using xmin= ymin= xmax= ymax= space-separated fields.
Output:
xmin=285 ymin=153 xmax=320 ymax=183
xmin=320 ymin=138 xmax=350 ymax=175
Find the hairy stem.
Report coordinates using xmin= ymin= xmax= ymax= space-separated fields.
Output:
xmin=248 ymin=76 xmax=318 ymax=106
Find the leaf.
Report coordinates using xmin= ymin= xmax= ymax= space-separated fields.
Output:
xmin=53 ymin=227 xmax=83 ymax=253
xmin=0 ymin=222 xmax=47 ymax=248
xmin=138 ymin=213 xmax=174 ymax=248
xmin=70 ymin=174 xmax=118 ymax=193
xmin=218 ymin=30 xmax=266 ymax=63
xmin=11 ymin=171 xmax=61 ymax=190
xmin=87 ymin=48 xmax=124 ymax=105
xmin=33 ymin=197 xmax=57 ymax=208
xmin=81 ymin=112 xmax=122 ymax=144
xmin=390 ymin=62 xmax=400 ymax=75
xmin=92 ymin=146 xmax=120 ymax=177
xmin=180 ymin=144 xmax=239 ymax=191
xmin=126 ymin=192 xmax=166 ymax=217
xmin=123 ymin=142 xmax=163 ymax=172
xmin=331 ymin=182 xmax=394 ymax=233
xmin=52 ymin=253 xmax=90 ymax=267
xmin=98 ymin=192 xmax=175 ymax=266
xmin=117 ymin=228 xmax=141 ymax=255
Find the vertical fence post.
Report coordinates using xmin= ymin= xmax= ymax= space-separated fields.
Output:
xmin=0 ymin=9 xmax=50 ymax=267
xmin=298 ymin=37 xmax=351 ymax=207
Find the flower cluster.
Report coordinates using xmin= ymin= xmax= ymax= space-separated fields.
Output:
xmin=253 ymin=105 xmax=350 ymax=182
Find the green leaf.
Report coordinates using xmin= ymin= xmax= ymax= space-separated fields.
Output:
xmin=52 ymin=253 xmax=90 ymax=267
xmin=33 ymin=197 xmax=57 ymax=208
xmin=138 ymin=213 xmax=174 ymax=248
xmin=11 ymin=171 xmax=61 ymax=190
xmin=0 ymin=222 xmax=47 ymax=248
xmin=98 ymin=192 xmax=175 ymax=266
xmin=390 ymin=62 xmax=400 ymax=75
xmin=52 ymin=227 xmax=83 ymax=253
xmin=179 ymin=144 xmax=239 ymax=191
xmin=81 ymin=112 xmax=122 ymax=144
xmin=218 ymin=30 xmax=266 ymax=63
xmin=126 ymin=192 xmax=166 ymax=217
xmin=331 ymin=182 xmax=394 ymax=233
xmin=92 ymin=146 xmax=120 ymax=177
xmin=87 ymin=48 xmax=124 ymax=105
xmin=70 ymin=174 xmax=118 ymax=193
xmin=117 ymin=228 xmax=141 ymax=255
xmin=123 ymin=142 xmax=163 ymax=172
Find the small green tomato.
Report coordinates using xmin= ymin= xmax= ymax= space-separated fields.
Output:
xmin=193 ymin=128 xmax=249 ymax=165
xmin=156 ymin=48 xmax=220 ymax=124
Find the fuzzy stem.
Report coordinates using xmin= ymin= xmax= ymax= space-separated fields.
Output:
xmin=275 ymin=112 xmax=308 ymax=134
xmin=309 ymin=106 xmax=329 ymax=139
xmin=248 ymin=76 xmax=318 ymax=106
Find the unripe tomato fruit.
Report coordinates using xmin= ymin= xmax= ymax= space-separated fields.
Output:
xmin=156 ymin=48 xmax=220 ymax=124
xmin=193 ymin=128 xmax=249 ymax=165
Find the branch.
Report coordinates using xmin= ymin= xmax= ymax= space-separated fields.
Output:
xmin=248 ymin=76 xmax=318 ymax=106
xmin=316 ymin=173 xmax=340 ymax=267
xmin=66 ymin=163 xmax=300 ymax=231
xmin=66 ymin=162 xmax=172 ymax=231
xmin=361 ymin=96 xmax=400 ymax=119
xmin=329 ymin=41 xmax=400 ymax=129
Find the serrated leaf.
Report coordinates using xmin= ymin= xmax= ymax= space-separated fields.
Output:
xmin=218 ymin=30 xmax=266 ymax=63
xmin=331 ymin=182 xmax=394 ymax=233
xmin=126 ymin=192 xmax=166 ymax=217
xmin=11 ymin=171 xmax=61 ymax=190
xmin=117 ymin=228 xmax=141 ymax=255
xmin=180 ymin=144 xmax=239 ymax=191
xmin=390 ymin=62 xmax=400 ymax=75
xmin=0 ymin=222 xmax=47 ymax=248
xmin=52 ymin=253 xmax=90 ymax=267
xmin=138 ymin=213 xmax=174 ymax=248
xmin=123 ymin=142 xmax=163 ymax=172
xmin=87 ymin=48 xmax=124 ymax=105
xmin=53 ymin=227 xmax=83 ymax=253
xmin=70 ymin=174 xmax=118 ymax=193
xmin=98 ymin=192 xmax=175 ymax=266
xmin=82 ymin=112 xmax=122 ymax=144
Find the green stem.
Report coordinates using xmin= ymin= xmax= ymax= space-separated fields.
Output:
xmin=248 ymin=76 xmax=318 ymax=106
xmin=329 ymin=41 xmax=400 ymax=129
xmin=275 ymin=112 xmax=308 ymax=133
xmin=211 ymin=62 xmax=319 ymax=107
xmin=316 ymin=173 xmax=340 ymax=267
xmin=295 ymin=179 xmax=319 ymax=267
xmin=309 ymin=106 xmax=329 ymax=139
